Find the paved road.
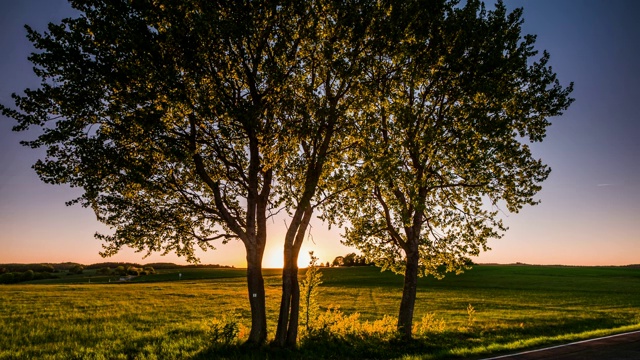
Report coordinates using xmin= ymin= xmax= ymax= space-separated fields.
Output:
xmin=481 ymin=330 xmax=640 ymax=360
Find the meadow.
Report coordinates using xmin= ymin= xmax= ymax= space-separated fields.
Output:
xmin=1 ymin=265 xmax=639 ymax=359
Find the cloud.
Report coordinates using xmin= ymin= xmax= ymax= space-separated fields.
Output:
xmin=596 ymin=183 xmax=614 ymax=187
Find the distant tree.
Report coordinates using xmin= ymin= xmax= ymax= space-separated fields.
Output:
xmin=329 ymin=0 xmax=574 ymax=341
xmin=0 ymin=273 xmax=16 ymax=284
xmin=22 ymin=270 xmax=35 ymax=281
xmin=114 ymin=266 xmax=127 ymax=276
xmin=68 ymin=265 xmax=84 ymax=275
xmin=332 ymin=256 xmax=345 ymax=267
xmin=126 ymin=266 xmax=142 ymax=276
xmin=96 ymin=267 xmax=112 ymax=275
xmin=39 ymin=264 xmax=55 ymax=273
xmin=343 ymin=253 xmax=357 ymax=267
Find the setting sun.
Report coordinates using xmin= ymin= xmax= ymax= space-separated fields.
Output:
xmin=264 ymin=248 xmax=283 ymax=269
xmin=263 ymin=248 xmax=313 ymax=269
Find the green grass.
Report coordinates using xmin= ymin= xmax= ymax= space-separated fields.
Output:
xmin=1 ymin=265 xmax=639 ymax=359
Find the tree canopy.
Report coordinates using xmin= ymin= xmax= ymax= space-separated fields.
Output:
xmin=2 ymin=0 xmax=573 ymax=346
xmin=2 ymin=0 xmax=313 ymax=345
xmin=328 ymin=0 xmax=574 ymax=339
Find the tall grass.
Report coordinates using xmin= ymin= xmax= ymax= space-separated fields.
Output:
xmin=1 ymin=265 xmax=639 ymax=359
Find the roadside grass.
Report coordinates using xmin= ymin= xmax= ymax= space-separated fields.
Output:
xmin=1 ymin=265 xmax=639 ymax=359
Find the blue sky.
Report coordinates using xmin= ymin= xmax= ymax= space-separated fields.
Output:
xmin=0 ymin=0 xmax=639 ymax=267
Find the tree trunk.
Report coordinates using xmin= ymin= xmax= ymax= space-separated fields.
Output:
xmin=245 ymin=247 xmax=267 ymax=346
xmin=285 ymin=263 xmax=300 ymax=347
xmin=398 ymin=246 xmax=419 ymax=341
xmin=274 ymin=247 xmax=300 ymax=347
xmin=274 ymin=206 xmax=311 ymax=347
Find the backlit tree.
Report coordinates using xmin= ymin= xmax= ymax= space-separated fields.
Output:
xmin=330 ymin=0 xmax=574 ymax=340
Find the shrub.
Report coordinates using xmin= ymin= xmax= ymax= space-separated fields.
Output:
xmin=126 ymin=266 xmax=142 ymax=276
xmin=143 ymin=266 xmax=155 ymax=274
xmin=21 ymin=270 xmax=35 ymax=281
xmin=413 ymin=313 xmax=446 ymax=336
xmin=115 ymin=266 xmax=127 ymax=276
xmin=96 ymin=267 xmax=112 ymax=275
xmin=0 ymin=272 xmax=16 ymax=284
xmin=33 ymin=272 xmax=57 ymax=281
xmin=302 ymin=306 xmax=398 ymax=342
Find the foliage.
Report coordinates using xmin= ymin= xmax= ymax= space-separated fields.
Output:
xmin=466 ymin=303 xmax=477 ymax=328
xmin=334 ymin=0 xmax=575 ymax=282
xmin=22 ymin=270 xmax=35 ymax=281
xmin=68 ymin=265 xmax=84 ymax=275
xmin=332 ymin=256 xmax=344 ymax=267
xmin=0 ymin=271 xmax=59 ymax=284
xmin=209 ymin=316 xmax=242 ymax=346
xmin=0 ymin=273 xmax=15 ymax=284
xmin=114 ymin=266 xmax=127 ymax=276
xmin=1 ymin=0 xmax=368 ymax=345
xmin=0 ymin=0 xmax=572 ymax=346
xmin=413 ymin=313 xmax=447 ymax=336
xmin=96 ymin=267 xmax=112 ymax=275
xmin=321 ymin=0 xmax=574 ymax=340
xmin=126 ymin=266 xmax=143 ymax=276
xmin=331 ymin=253 xmax=370 ymax=267
xmin=299 ymin=252 xmax=323 ymax=330
xmin=0 ymin=263 xmax=57 ymax=273
xmin=302 ymin=306 xmax=399 ymax=341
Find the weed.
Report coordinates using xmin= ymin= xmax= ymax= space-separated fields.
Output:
xmin=414 ymin=312 xmax=447 ymax=336
xmin=300 ymin=251 xmax=323 ymax=331
xmin=209 ymin=316 xmax=240 ymax=346
xmin=467 ymin=303 xmax=476 ymax=327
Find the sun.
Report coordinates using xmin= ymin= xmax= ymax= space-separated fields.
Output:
xmin=264 ymin=249 xmax=284 ymax=269
xmin=263 ymin=248 xmax=313 ymax=269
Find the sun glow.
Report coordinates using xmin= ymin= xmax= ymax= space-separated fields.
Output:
xmin=263 ymin=248 xmax=314 ymax=269
xmin=264 ymin=249 xmax=284 ymax=269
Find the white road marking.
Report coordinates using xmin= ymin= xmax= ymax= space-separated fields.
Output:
xmin=480 ymin=330 xmax=640 ymax=360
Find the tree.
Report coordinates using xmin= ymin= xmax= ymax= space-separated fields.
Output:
xmin=272 ymin=0 xmax=380 ymax=347
xmin=96 ymin=267 xmax=112 ymax=275
xmin=1 ymin=0 xmax=308 ymax=345
xmin=68 ymin=265 xmax=84 ymax=275
xmin=343 ymin=252 xmax=357 ymax=267
xmin=114 ymin=266 xmax=127 ymax=277
xmin=332 ymin=256 xmax=345 ymax=267
xmin=22 ymin=270 xmax=36 ymax=281
xmin=331 ymin=0 xmax=574 ymax=341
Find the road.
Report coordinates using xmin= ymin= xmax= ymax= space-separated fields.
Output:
xmin=481 ymin=330 xmax=640 ymax=360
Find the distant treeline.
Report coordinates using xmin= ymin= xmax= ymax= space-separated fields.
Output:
xmin=0 ymin=262 xmax=233 ymax=274
xmin=0 ymin=262 xmax=234 ymax=284
xmin=331 ymin=253 xmax=372 ymax=267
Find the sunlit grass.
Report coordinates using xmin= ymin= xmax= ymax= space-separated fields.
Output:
xmin=1 ymin=265 xmax=639 ymax=359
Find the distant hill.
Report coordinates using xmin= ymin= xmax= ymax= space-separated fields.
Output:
xmin=0 ymin=262 xmax=234 ymax=273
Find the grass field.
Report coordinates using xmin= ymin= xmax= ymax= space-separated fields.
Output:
xmin=1 ymin=265 xmax=639 ymax=359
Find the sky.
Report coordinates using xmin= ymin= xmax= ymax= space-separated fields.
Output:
xmin=1 ymin=0 xmax=639 ymax=268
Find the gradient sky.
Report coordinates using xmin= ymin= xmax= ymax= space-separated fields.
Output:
xmin=1 ymin=0 xmax=639 ymax=268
